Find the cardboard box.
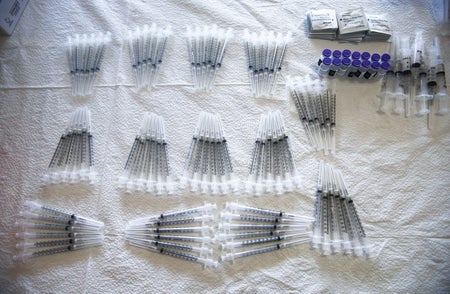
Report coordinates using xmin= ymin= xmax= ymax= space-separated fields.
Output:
xmin=0 ymin=0 xmax=29 ymax=35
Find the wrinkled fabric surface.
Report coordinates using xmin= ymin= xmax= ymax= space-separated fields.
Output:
xmin=0 ymin=0 xmax=449 ymax=293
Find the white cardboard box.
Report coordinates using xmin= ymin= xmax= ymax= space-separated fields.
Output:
xmin=0 ymin=0 xmax=29 ymax=35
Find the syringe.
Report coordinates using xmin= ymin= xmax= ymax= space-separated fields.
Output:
xmin=220 ymin=232 xmax=311 ymax=251
xmin=215 ymin=228 xmax=310 ymax=242
xmin=127 ymin=238 xmax=213 ymax=256
xmin=224 ymin=202 xmax=314 ymax=221
xmin=125 ymin=233 xmax=214 ymax=244
xmin=220 ymin=238 xmax=310 ymax=263
xmin=218 ymin=222 xmax=310 ymax=232
xmin=431 ymin=37 xmax=449 ymax=116
xmin=220 ymin=212 xmax=313 ymax=224
xmin=126 ymin=226 xmax=214 ymax=235
xmin=130 ymin=242 xmax=218 ymax=268
xmin=18 ymin=211 xmax=103 ymax=228
xmin=128 ymin=203 xmax=217 ymax=225
xmin=22 ymin=201 xmax=103 ymax=227
xmin=13 ymin=241 xmax=103 ymax=263
xmin=126 ymin=215 xmax=214 ymax=228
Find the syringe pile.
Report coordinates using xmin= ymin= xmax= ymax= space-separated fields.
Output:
xmin=42 ymin=107 xmax=97 ymax=184
xmin=245 ymin=111 xmax=300 ymax=196
xmin=243 ymin=30 xmax=292 ymax=98
xmin=377 ymin=32 xmax=449 ymax=119
xmin=186 ymin=25 xmax=233 ymax=91
xmin=287 ymin=77 xmax=336 ymax=155
xmin=125 ymin=204 xmax=218 ymax=268
xmin=67 ymin=31 xmax=112 ymax=96
xmin=128 ymin=24 xmax=172 ymax=91
xmin=311 ymin=162 xmax=370 ymax=257
xmin=180 ymin=112 xmax=238 ymax=195
xmin=14 ymin=201 xmax=104 ymax=263
xmin=218 ymin=202 xmax=313 ymax=263
xmin=118 ymin=112 xmax=176 ymax=194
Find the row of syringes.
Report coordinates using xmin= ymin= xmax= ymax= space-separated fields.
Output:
xmin=42 ymin=107 xmax=97 ymax=184
xmin=125 ymin=202 xmax=314 ymax=267
xmin=311 ymin=161 xmax=370 ymax=257
xmin=13 ymin=198 xmax=369 ymax=265
xmin=377 ymin=33 xmax=449 ymax=121
xmin=128 ymin=24 xmax=172 ymax=91
xmin=67 ymin=26 xmax=291 ymax=97
xmin=245 ymin=110 xmax=300 ymax=196
xmin=14 ymin=201 xmax=104 ymax=263
xmin=186 ymin=25 xmax=233 ymax=91
xmin=43 ymin=109 xmax=310 ymax=196
xmin=67 ymin=32 xmax=111 ymax=96
xmin=118 ymin=112 xmax=176 ymax=194
xmin=287 ymin=76 xmax=337 ymax=156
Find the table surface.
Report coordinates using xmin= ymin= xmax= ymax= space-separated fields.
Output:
xmin=1 ymin=0 xmax=449 ymax=293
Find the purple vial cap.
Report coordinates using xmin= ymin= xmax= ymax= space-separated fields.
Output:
xmin=371 ymin=53 xmax=381 ymax=62
xmin=361 ymin=52 xmax=370 ymax=60
xmin=332 ymin=58 xmax=342 ymax=66
xmin=342 ymin=57 xmax=351 ymax=66
xmin=351 ymin=51 xmax=361 ymax=59
xmin=361 ymin=60 xmax=371 ymax=68
xmin=352 ymin=60 xmax=361 ymax=67
xmin=322 ymin=48 xmax=332 ymax=57
xmin=371 ymin=61 xmax=381 ymax=70
xmin=342 ymin=49 xmax=351 ymax=58
xmin=381 ymin=61 xmax=391 ymax=70
xmin=381 ymin=53 xmax=391 ymax=62
xmin=322 ymin=57 xmax=332 ymax=66
xmin=332 ymin=50 xmax=342 ymax=58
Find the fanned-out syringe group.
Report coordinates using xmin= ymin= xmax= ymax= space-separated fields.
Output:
xmin=14 ymin=201 xmax=104 ymax=263
xmin=245 ymin=110 xmax=300 ymax=196
xmin=180 ymin=112 xmax=238 ymax=195
xmin=287 ymin=76 xmax=336 ymax=155
xmin=186 ymin=25 xmax=233 ymax=91
xmin=67 ymin=31 xmax=112 ymax=96
xmin=243 ymin=30 xmax=292 ymax=98
xmin=312 ymin=161 xmax=371 ymax=257
xmin=42 ymin=107 xmax=97 ymax=185
xmin=128 ymin=24 xmax=172 ymax=91
xmin=218 ymin=202 xmax=313 ymax=263
xmin=125 ymin=203 xmax=218 ymax=268
xmin=118 ymin=112 xmax=176 ymax=194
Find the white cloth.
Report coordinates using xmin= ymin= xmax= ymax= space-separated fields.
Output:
xmin=1 ymin=0 xmax=449 ymax=292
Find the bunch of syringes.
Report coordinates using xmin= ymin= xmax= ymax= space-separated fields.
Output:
xmin=180 ymin=112 xmax=238 ymax=195
xmin=243 ymin=30 xmax=292 ymax=98
xmin=287 ymin=76 xmax=336 ymax=155
xmin=186 ymin=25 xmax=233 ymax=91
xmin=67 ymin=31 xmax=112 ymax=96
xmin=128 ymin=24 xmax=172 ymax=91
xmin=312 ymin=161 xmax=370 ymax=257
xmin=118 ymin=112 xmax=176 ymax=194
xmin=318 ymin=48 xmax=391 ymax=80
xmin=125 ymin=203 xmax=218 ymax=268
xmin=377 ymin=32 xmax=449 ymax=120
xmin=42 ymin=107 xmax=97 ymax=184
xmin=218 ymin=202 xmax=313 ymax=263
xmin=14 ymin=200 xmax=104 ymax=263
xmin=245 ymin=110 xmax=300 ymax=196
